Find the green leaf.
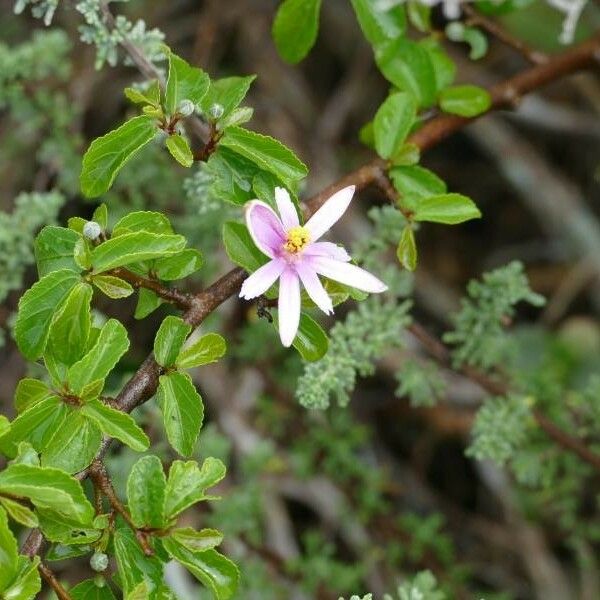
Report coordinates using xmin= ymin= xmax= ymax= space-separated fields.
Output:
xmin=200 ymin=76 xmax=256 ymax=120
xmin=37 ymin=510 xmax=100 ymax=545
xmin=407 ymin=1 xmax=431 ymax=32
xmin=373 ymin=92 xmax=417 ymax=160
xmin=291 ymin=313 xmax=328 ymax=362
xmin=0 ymin=416 xmax=9 ymax=440
xmin=114 ymin=527 xmax=163 ymax=596
xmin=272 ymin=0 xmax=322 ymax=64
xmin=165 ymin=50 xmax=210 ymax=114
xmin=14 ymin=269 xmax=80 ymax=360
xmin=135 ymin=289 xmax=163 ymax=320
xmin=12 ymin=443 xmax=40 ymax=467
xmin=439 ymin=84 xmax=492 ymax=117
xmin=220 ymin=127 xmax=307 ymax=186
xmin=14 ymin=378 xmax=51 ymax=413
xmin=170 ymin=528 xmax=223 ymax=553
xmin=166 ymin=134 xmax=194 ymax=167
xmin=219 ymin=106 xmax=253 ymax=130
xmin=350 ymin=0 xmax=406 ymax=48
xmin=124 ymin=80 xmax=161 ymax=107
xmin=68 ymin=319 xmax=130 ymax=396
xmin=391 ymin=142 xmax=421 ymax=167
xmin=74 ymin=238 xmax=92 ymax=270
xmin=421 ymin=39 xmax=456 ymax=92
xmin=154 ymin=248 xmax=203 ymax=281
xmin=82 ymin=400 xmax=149 ymax=452
xmin=222 ymin=221 xmax=268 ymax=272
xmin=92 ymin=275 xmax=134 ymax=299
xmin=390 ymin=165 xmax=447 ymax=206
xmin=2 ymin=556 xmax=41 ymax=600
xmin=42 ymin=411 xmax=102 ymax=474
xmin=446 ymin=23 xmax=488 ymax=60
xmin=157 ymin=372 xmax=204 ymax=457
xmin=80 ymin=115 xmax=157 ymax=198
xmin=397 ymin=226 xmax=417 ymax=271
xmin=0 ymin=463 xmax=94 ymax=524
xmin=0 ymin=497 xmax=38 ymax=528
xmin=164 ymin=458 xmax=226 ymax=520
xmin=176 ymin=333 xmax=227 ymax=369
xmin=162 ymin=540 xmax=239 ymax=600
xmin=34 ymin=226 xmax=80 ymax=277
xmin=91 ymin=231 xmax=186 ymax=273
xmin=45 ymin=543 xmax=92 ymax=562
xmin=376 ymin=37 xmax=437 ymax=107
xmin=0 ymin=396 xmax=68 ymax=457
xmin=205 ymin=147 xmax=259 ymax=205
xmin=92 ymin=203 xmax=108 ymax=229
xmin=154 ymin=316 xmax=192 ymax=368
xmin=0 ymin=506 xmax=18 ymax=590
xmin=112 ymin=211 xmax=174 ymax=236
xmin=70 ymin=579 xmax=117 ymax=600
xmin=413 ymin=193 xmax=481 ymax=225
xmin=47 ymin=282 xmax=93 ymax=366
xmin=127 ymin=456 xmax=166 ymax=529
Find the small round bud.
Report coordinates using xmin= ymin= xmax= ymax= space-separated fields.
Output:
xmin=90 ymin=552 xmax=109 ymax=572
xmin=83 ymin=221 xmax=102 ymax=241
xmin=445 ymin=22 xmax=465 ymax=41
xmin=178 ymin=99 xmax=195 ymax=117
xmin=209 ymin=103 xmax=224 ymax=120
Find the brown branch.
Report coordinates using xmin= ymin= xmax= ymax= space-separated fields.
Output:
xmin=38 ymin=562 xmax=72 ymax=600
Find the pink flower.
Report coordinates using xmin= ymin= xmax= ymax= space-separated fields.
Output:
xmin=240 ymin=186 xmax=387 ymax=347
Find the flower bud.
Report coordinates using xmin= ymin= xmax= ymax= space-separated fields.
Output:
xmin=90 ymin=552 xmax=109 ymax=572
xmin=178 ymin=99 xmax=195 ymax=117
xmin=83 ymin=221 xmax=102 ymax=241
xmin=445 ymin=22 xmax=465 ymax=41
xmin=209 ymin=103 xmax=224 ymax=120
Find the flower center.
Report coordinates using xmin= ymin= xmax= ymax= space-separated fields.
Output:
xmin=284 ymin=226 xmax=310 ymax=254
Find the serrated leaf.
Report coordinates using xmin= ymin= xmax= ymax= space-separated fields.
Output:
xmin=157 ymin=372 xmax=204 ymax=458
xmin=82 ymin=400 xmax=149 ymax=452
xmin=439 ymin=84 xmax=492 ymax=117
xmin=92 ymin=275 xmax=134 ymax=299
xmin=154 ymin=316 xmax=192 ymax=368
xmin=200 ymin=75 xmax=256 ymax=120
xmin=34 ymin=226 xmax=80 ymax=277
xmin=70 ymin=579 xmax=117 ymax=600
xmin=219 ymin=106 xmax=253 ymax=130
xmin=124 ymin=79 xmax=160 ymax=107
xmin=176 ymin=333 xmax=226 ymax=370
xmin=165 ymin=51 xmax=209 ymax=114
xmin=14 ymin=379 xmax=51 ymax=413
xmin=45 ymin=543 xmax=92 ymax=562
xmin=220 ymin=127 xmax=307 ymax=186
xmin=205 ymin=147 xmax=259 ymax=205
xmin=162 ymin=540 xmax=239 ymax=600
xmin=2 ymin=555 xmax=41 ymax=600
xmin=127 ymin=456 xmax=166 ymax=529
xmin=135 ymin=288 xmax=163 ymax=320
xmin=166 ymin=134 xmax=194 ymax=167
xmin=74 ymin=238 xmax=92 ymax=270
xmin=397 ymin=226 xmax=417 ymax=271
xmin=350 ymin=0 xmax=406 ymax=48
xmin=113 ymin=211 xmax=174 ymax=236
xmin=14 ymin=269 xmax=80 ymax=360
xmin=373 ymin=92 xmax=417 ymax=160
xmin=390 ymin=165 xmax=447 ymax=206
xmin=170 ymin=528 xmax=223 ymax=553
xmin=0 ymin=497 xmax=38 ymax=528
xmin=413 ymin=193 xmax=481 ymax=225
xmin=0 ymin=506 xmax=19 ymax=590
xmin=222 ymin=221 xmax=268 ymax=272
xmin=154 ymin=249 xmax=203 ymax=281
xmin=290 ymin=313 xmax=328 ymax=361
xmin=91 ymin=231 xmax=186 ymax=273
xmin=68 ymin=319 xmax=129 ymax=396
xmin=164 ymin=458 xmax=226 ymax=520
xmin=92 ymin=203 xmax=108 ymax=229
xmin=37 ymin=510 xmax=100 ymax=545
xmin=273 ymin=0 xmax=322 ymax=64
xmin=80 ymin=115 xmax=157 ymax=198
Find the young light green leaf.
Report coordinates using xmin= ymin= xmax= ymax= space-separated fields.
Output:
xmin=157 ymin=372 xmax=204 ymax=457
xmin=91 ymin=232 xmax=186 ymax=273
xmin=350 ymin=0 xmax=406 ymax=49
xmin=200 ymin=76 xmax=256 ymax=120
xmin=413 ymin=193 xmax=481 ymax=225
xmin=68 ymin=319 xmax=130 ymax=396
xmin=34 ymin=226 xmax=80 ymax=277
xmin=124 ymin=79 xmax=161 ymax=107
xmin=92 ymin=275 xmax=134 ymax=299
xmin=154 ymin=249 xmax=203 ymax=281
xmin=112 ymin=211 xmax=174 ymax=236
xmin=0 ymin=497 xmax=38 ymax=529
xmin=135 ymin=289 xmax=164 ymax=320
xmin=421 ymin=39 xmax=456 ymax=92
xmin=47 ymin=282 xmax=93 ymax=366
xmin=81 ymin=400 xmax=149 ymax=452
xmin=222 ymin=221 xmax=269 ymax=273
xmin=37 ymin=510 xmax=100 ymax=545
xmin=176 ymin=333 xmax=227 ymax=370
xmin=0 ymin=506 xmax=19 ymax=590
xmin=439 ymin=84 xmax=492 ymax=117
xmin=219 ymin=106 xmax=254 ymax=130
xmin=70 ymin=579 xmax=117 ymax=600
xmin=14 ymin=269 xmax=80 ymax=360
xmin=272 ymin=0 xmax=322 ymax=64
xmin=0 ymin=416 xmax=9 ymax=439
xmin=74 ymin=238 xmax=92 ymax=270
xmin=373 ymin=92 xmax=417 ymax=160
xmin=127 ymin=456 xmax=167 ymax=529
xmin=397 ymin=226 xmax=417 ymax=271
xmin=407 ymin=1 xmax=431 ymax=32
xmin=291 ymin=313 xmax=328 ymax=362
xmin=166 ymin=134 xmax=194 ymax=167
xmin=2 ymin=556 xmax=41 ymax=600
xmin=165 ymin=51 xmax=209 ymax=115
xmin=45 ymin=543 xmax=93 ymax=562
xmin=170 ymin=528 xmax=223 ymax=553
xmin=80 ymin=116 xmax=157 ymax=198
xmin=390 ymin=165 xmax=447 ymax=205
xmin=391 ymin=142 xmax=421 ymax=166
xmin=220 ymin=127 xmax=307 ymax=185
xmin=14 ymin=378 xmax=51 ymax=413
xmin=154 ymin=316 xmax=192 ymax=368
xmin=162 ymin=540 xmax=239 ymax=600
xmin=164 ymin=458 xmax=226 ymax=520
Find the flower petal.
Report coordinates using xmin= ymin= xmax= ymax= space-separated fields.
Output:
xmin=303 ymin=241 xmax=351 ymax=262
xmin=245 ymin=200 xmax=286 ymax=258
xmin=310 ymin=256 xmax=387 ymax=293
xmin=295 ymin=262 xmax=333 ymax=315
xmin=278 ymin=268 xmax=301 ymax=347
xmin=275 ymin=187 xmax=299 ymax=230
xmin=240 ymin=259 xmax=286 ymax=299
xmin=304 ymin=185 xmax=355 ymax=241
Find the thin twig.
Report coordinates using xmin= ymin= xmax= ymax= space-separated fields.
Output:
xmin=38 ymin=562 xmax=72 ymax=600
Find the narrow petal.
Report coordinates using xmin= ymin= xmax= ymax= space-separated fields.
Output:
xmin=303 ymin=241 xmax=351 ymax=262
xmin=304 ymin=185 xmax=355 ymax=241
xmin=295 ymin=262 xmax=333 ymax=315
xmin=245 ymin=200 xmax=286 ymax=258
xmin=240 ymin=259 xmax=286 ymax=299
xmin=275 ymin=187 xmax=299 ymax=230
xmin=278 ymin=268 xmax=301 ymax=347
xmin=310 ymin=256 xmax=388 ymax=294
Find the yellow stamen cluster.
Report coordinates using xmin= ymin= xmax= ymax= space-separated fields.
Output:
xmin=284 ymin=226 xmax=310 ymax=254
